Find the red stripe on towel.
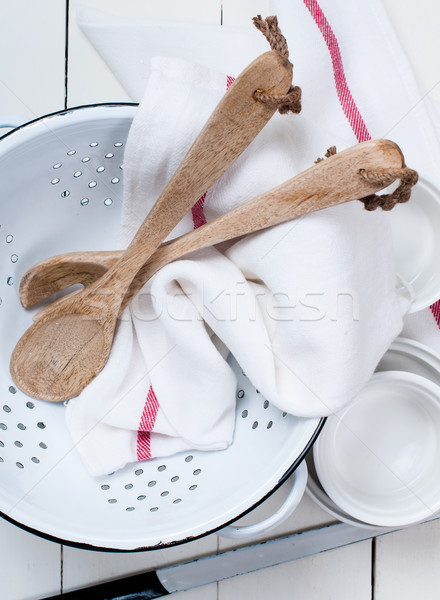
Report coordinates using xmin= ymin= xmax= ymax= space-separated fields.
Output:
xmin=303 ymin=0 xmax=371 ymax=143
xmin=191 ymin=192 xmax=208 ymax=229
xmin=136 ymin=386 xmax=159 ymax=461
xmin=190 ymin=75 xmax=236 ymax=230
xmin=431 ymin=300 xmax=440 ymax=327
xmin=306 ymin=0 xmax=440 ymax=318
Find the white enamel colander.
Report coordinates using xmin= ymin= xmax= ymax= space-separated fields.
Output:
xmin=0 ymin=104 xmax=323 ymax=550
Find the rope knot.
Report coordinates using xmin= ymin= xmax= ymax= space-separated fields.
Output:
xmin=359 ymin=167 xmax=419 ymax=211
xmin=252 ymin=15 xmax=302 ymax=115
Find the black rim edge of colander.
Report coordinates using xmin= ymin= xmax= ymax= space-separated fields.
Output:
xmin=0 ymin=102 xmax=139 ymax=141
xmin=0 ymin=418 xmax=326 ymax=553
xmin=0 ymin=103 xmax=326 ymax=552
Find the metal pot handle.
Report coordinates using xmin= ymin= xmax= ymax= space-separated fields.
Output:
xmin=219 ymin=461 xmax=308 ymax=540
xmin=0 ymin=116 xmax=25 ymax=130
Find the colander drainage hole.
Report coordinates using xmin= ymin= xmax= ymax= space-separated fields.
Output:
xmin=7 ymin=277 xmax=14 ymax=286
xmin=53 ymin=163 xmax=62 ymax=169
xmin=6 ymin=235 xmax=13 ymax=243
xmin=137 ymin=495 xmax=146 ymax=501
xmin=282 ymin=412 xmax=287 ymax=418
xmin=135 ymin=468 xmax=143 ymax=476
xmin=105 ymin=153 xmax=114 ymax=159
xmin=158 ymin=465 xmax=166 ymax=472
xmin=51 ymin=178 xmax=60 ymax=185
xmin=14 ymin=441 xmax=23 ymax=448
xmin=237 ymin=390 xmax=244 ymax=399
xmin=148 ymin=480 xmax=156 ymax=487
xmin=80 ymin=198 xmax=89 ymax=206
xmin=73 ymin=171 xmax=82 ymax=178
xmin=125 ymin=484 xmax=133 ymax=490
xmin=263 ymin=400 xmax=269 ymax=409
xmin=0 ymin=441 xmax=4 ymax=448
xmin=189 ymin=485 xmax=197 ymax=491
xmin=39 ymin=442 xmax=48 ymax=449
xmin=10 ymin=255 xmax=18 ymax=263
xmin=31 ymin=457 xmax=40 ymax=464
xmin=252 ymin=421 xmax=259 ymax=429
xmin=61 ymin=191 xmax=70 ymax=198
xmin=267 ymin=421 xmax=273 ymax=429
xmin=67 ymin=150 xmax=76 ymax=156
xmin=104 ymin=198 xmax=113 ymax=206
xmin=241 ymin=410 xmax=248 ymax=418
xmin=3 ymin=406 xmax=10 ymax=413
xmin=161 ymin=491 xmax=169 ymax=497
xmin=126 ymin=506 xmax=135 ymax=512
xmin=111 ymin=177 xmax=120 ymax=184
xmin=89 ymin=142 xmax=98 ymax=147
xmin=193 ymin=469 xmax=201 ymax=476
xmin=88 ymin=181 xmax=97 ymax=189
xmin=108 ymin=498 xmax=117 ymax=504
xmin=0 ymin=424 xmax=7 ymax=431
xmin=173 ymin=499 xmax=182 ymax=504
xmin=101 ymin=485 xmax=110 ymax=491
xmin=0 ymin=457 xmax=3 ymax=463
xmin=96 ymin=166 xmax=105 ymax=173
xmin=17 ymin=423 xmax=26 ymax=430
xmin=185 ymin=455 xmax=193 ymax=463
xmin=114 ymin=142 xmax=123 ymax=147
xmin=16 ymin=462 xmax=24 ymax=469
xmin=171 ymin=476 xmax=179 ymax=483
xmin=9 ymin=386 xmax=16 ymax=394
xmin=82 ymin=157 xmax=90 ymax=163
xmin=37 ymin=422 xmax=46 ymax=429
xmin=150 ymin=507 xmax=158 ymax=512
xmin=26 ymin=401 xmax=34 ymax=409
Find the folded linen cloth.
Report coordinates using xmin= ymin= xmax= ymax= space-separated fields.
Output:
xmin=65 ymin=2 xmax=432 ymax=477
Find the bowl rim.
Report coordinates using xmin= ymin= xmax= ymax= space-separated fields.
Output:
xmin=314 ymin=370 xmax=440 ymax=527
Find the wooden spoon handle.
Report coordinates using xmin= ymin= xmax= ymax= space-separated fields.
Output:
xmin=22 ymin=139 xmax=405 ymax=312
xmin=90 ymin=51 xmax=293 ymax=297
xmin=119 ymin=138 xmax=404 ymax=309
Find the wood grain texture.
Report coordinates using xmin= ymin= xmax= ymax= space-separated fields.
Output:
xmin=10 ymin=50 xmax=294 ymax=403
xmin=21 ymin=139 xmax=405 ymax=312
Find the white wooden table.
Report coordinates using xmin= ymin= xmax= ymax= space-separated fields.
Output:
xmin=1 ymin=1 xmax=440 ymax=598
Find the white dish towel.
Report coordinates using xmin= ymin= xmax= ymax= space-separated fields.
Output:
xmin=65 ymin=1 xmax=438 ymax=477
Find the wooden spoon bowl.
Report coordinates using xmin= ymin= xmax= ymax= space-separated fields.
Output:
xmin=9 ymin=49 xmax=294 ymax=402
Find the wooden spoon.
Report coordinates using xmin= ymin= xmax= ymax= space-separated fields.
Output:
xmin=21 ymin=139 xmax=405 ymax=312
xmin=9 ymin=50 xmax=294 ymax=402
xmin=11 ymin=139 xmax=405 ymax=402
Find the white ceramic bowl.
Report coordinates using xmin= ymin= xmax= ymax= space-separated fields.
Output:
xmin=390 ymin=177 xmax=440 ymax=312
xmin=314 ymin=370 xmax=440 ymax=527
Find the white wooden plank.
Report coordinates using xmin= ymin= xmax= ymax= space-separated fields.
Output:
xmin=0 ymin=4 xmax=65 ymax=596
xmin=221 ymin=0 xmax=271 ymax=27
xmin=0 ymin=0 xmax=65 ymax=122
xmin=62 ymin=535 xmax=218 ymax=596
xmin=0 ymin=518 xmax=61 ymax=600
xmin=218 ymin=539 xmax=372 ymax=600
xmin=375 ymin=519 xmax=440 ymax=599
xmin=67 ymin=0 xmax=221 ymax=107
